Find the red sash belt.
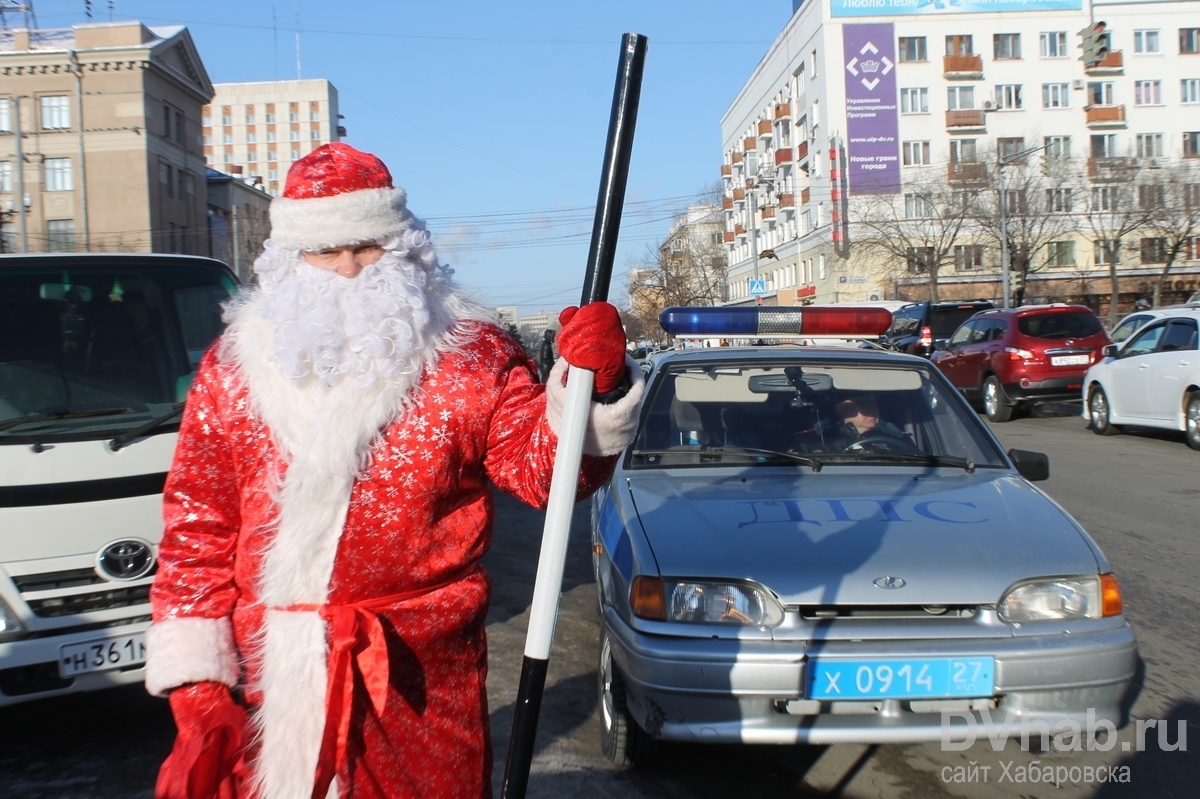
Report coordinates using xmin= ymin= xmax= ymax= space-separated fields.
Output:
xmin=287 ymin=566 xmax=479 ymax=799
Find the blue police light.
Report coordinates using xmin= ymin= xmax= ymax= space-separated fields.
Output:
xmin=659 ymin=306 xmax=893 ymax=337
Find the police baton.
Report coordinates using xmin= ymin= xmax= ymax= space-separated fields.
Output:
xmin=501 ymin=32 xmax=647 ymax=799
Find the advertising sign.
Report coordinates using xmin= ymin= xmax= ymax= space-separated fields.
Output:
xmin=841 ymin=24 xmax=901 ymax=195
xmin=831 ymin=0 xmax=1081 ymax=17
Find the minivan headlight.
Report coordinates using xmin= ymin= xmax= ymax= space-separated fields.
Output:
xmin=998 ymin=577 xmax=1100 ymax=622
xmin=0 ymin=596 xmax=25 ymax=639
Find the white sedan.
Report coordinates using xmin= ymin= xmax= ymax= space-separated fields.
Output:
xmin=1083 ymin=309 xmax=1200 ymax=450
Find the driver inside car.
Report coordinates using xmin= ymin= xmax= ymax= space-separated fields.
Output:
xmin=792 ymin=392 xmax=912 ymax=452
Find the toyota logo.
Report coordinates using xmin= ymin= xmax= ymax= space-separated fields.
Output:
xmin=96 ymin=539 xmax=155 ymax=581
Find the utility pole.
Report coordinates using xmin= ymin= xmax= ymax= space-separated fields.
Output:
xmin=12 ymin=96 xmax=27 ymax=252
xmin=995 ymin=141 xmax=1054 ymax=309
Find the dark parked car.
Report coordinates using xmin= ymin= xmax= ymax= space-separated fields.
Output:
xmin=880 ymin=300 xmax=995 ymax=357
xmin=931 ymin=304 xmax=1111 ymax=422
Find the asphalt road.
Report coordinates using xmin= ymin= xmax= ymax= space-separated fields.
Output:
xmin=0 ymin=403 xmax=1196 ymax=798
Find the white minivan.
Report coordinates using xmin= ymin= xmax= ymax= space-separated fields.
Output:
xmin=0 ymin=253 xmax=237 ymax=705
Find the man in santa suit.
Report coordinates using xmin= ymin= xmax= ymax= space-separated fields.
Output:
xmin=145 ymin=142 xmax=643 ymax=799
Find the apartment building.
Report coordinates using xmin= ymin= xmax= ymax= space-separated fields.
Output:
xmin=722 ymin=0 xmax=1200 ymax=312
xmin=202 ymin=79 xmax=343 ymax=197
xmin=0 ymin=21 xmax=212 ymax=254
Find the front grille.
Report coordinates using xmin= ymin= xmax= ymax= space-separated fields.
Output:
xmin=26 ymin=584 xmax=152 ymax=617
xmin=797 ymin=605 xmax=978 ymax=620
xmin=11 ymin=568 xmax=106 ymax=592
xmin=0 ymin=661 xmax=73 ymax=696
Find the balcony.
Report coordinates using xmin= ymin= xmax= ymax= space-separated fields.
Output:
xmin=774 ymin=104 xmax=790 ymax=120
xmin=942 ymin=54 xmax=983 ymax=78
xmin=731 ymin=152 xmax=743 ymax=164
xmin=776 ymin=147 xmax=793 ymax=164
xmin=735 ymin=224 xmax=746 ymax=238
xmin=761 ymin=205 xmax=776 ymax=220
xmin=778 ymin=193 xmax=795 ymax=208
xmin=732 ymin=188 xmax=746 ymax=202
xmin=722 ymin=196 xmax=733 ymax=210
xmin=1084 ymin=50 xmax=1123 ymax=74
xmin=945 ymin=109 xmax=987 ymax=130
xmin=723 ymin=231 xmax=735 ymax=243
xmin=1086 ymin=105 xmax=1126 ymax=127
xmin=757 ymin=120 xmax=773 ymax=138
xmin=796 ymin=140 xmax=809 ymax=161
xmin=1087 ymin=157 xmax=1135 ymax=182
xmin=800 ymin=188 xmax=811 ymax=205
xmin=743 ymin=136 xmax=757 ymax=152
xmin=947 ymin=162 xmax=988 ymax=183
xmin=720 ymin=164 xmax=732 ymax=177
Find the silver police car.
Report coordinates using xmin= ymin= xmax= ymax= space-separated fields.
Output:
xmin=591 ymin=308 xmax=1137 ymax=765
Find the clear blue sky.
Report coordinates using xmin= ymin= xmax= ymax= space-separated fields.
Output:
xmin=33 ymin=1 xmax=791 ymax=316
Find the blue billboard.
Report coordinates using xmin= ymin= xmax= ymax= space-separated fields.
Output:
xmin=832 ymin=0 xmax=1082 ymax=17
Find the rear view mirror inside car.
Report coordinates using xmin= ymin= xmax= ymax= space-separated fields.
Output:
xmin=1008 ymin=448 xmax=1050 ymax=482
xmin=39 ymin=283 xmax=93 ymax=302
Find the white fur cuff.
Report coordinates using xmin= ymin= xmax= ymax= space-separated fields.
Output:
xmin=544 ymin=356 xmax=645 ymax=456
xmin=144 ymin=616 xmax=241 ymax=696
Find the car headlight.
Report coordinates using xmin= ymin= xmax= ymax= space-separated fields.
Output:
xmin=998 ymin=574 xmax=1123 ymax=622
xmin=0 ymin=596 xmax=25 ymax=639
xmin=631 ymin=576 xmax=784 ymax=626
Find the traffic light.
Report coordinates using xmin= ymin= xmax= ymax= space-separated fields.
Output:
xmin=1078 ymin=21 xmax=1109 ymax=68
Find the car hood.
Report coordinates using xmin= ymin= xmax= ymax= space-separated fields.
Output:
xmin=626 ymin=470 xmax=1098 ymax=606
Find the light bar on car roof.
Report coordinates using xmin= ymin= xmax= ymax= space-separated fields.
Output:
xmin=659 ymin=306 xmax=893 ymax=337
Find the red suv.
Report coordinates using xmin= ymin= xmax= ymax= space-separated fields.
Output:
xmin=931 ymin=304 xmax=1112 ymax=422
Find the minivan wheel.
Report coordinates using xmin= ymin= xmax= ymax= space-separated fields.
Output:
xmin=982 ymin=376 xmax=1014 ymax=423
xmin=1186 ymin=391 xmax=1200 ymax=451
xmin=598 ymin=633 xmax=658 ymax=767
xmin=1089 ymin=386 xmax=1121 ymax=436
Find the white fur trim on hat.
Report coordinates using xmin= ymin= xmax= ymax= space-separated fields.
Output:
xmin=144 ymin=616 xmax=241 ymax=696
xmin=269 ymin=186 xmax=412 ymax=251
xmin=543 ymin=355 xmax=644 ymax=456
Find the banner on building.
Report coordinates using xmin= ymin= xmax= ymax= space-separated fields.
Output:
xmin=831 ymin=0 xmax=1080 ymax=17
xmin=841 ymin=23 xmax=901 ymax=195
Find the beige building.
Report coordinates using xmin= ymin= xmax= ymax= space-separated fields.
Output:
xmin=0 ymin=21 xmax=212 ymax=254
xmin=202 ymin=79 xmax=343 ymax=198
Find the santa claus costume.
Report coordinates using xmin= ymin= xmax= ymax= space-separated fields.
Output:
xmin=146 ymin=143 xmax=643 ymax=799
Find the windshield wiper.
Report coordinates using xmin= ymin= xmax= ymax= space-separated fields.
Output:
xmin=0 ymin=407 xmax=134 ymax=434
xmin=631 ymin=446 xmax=823 ymax=472
xmin=108 ymin=403 xmax=187 ymax=451
xmin=831 ymin=452 xmax=978 ymax=473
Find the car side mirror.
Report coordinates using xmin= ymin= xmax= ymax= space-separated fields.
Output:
xmin=1102 ymin=344 xmax=1118 ymax=358
xmin=933 ymin=340 xmax=949 ymax=352
xmin=1008 ymin=448 xmax=1049 ymax=482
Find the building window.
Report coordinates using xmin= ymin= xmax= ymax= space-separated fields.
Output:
xmin=222 ymin=133 xmax=233 ymax=144
xmin=0 ymin=161 xmax=10 ymax=193
xmin=993 ymin=33 xmax=1020 ymax=59
xmin=1139 ymin=184 xmax=1166 ymax=208
xmin=902 ymin=141 xmax=931 ymax=165
xmin=223 ymin=153 xmax=233 ymax=163
xmin=898 ymin=37 xmax=926 ymax=62
xmin=159 ymin=163 xmax=174 ymax=196
xmin=47 ymin=219 xmax=75 ymax=252
xmin=268 ymin=170 xmax=279 ymax=181
xmin=947 ymin=86 xmax=975 ymax=110
xmin=291 ymin=148 xmax=302 ymax=160
xmin=1186 ymin=183 xmax=1200 ymax=208
xmin=221 ymin=107 xmax=232 ymax=125
xmin=1185 ymin=132 xmax=1200 ymax=158
xmin=1184 ymin=79 xmax=1200 ymax=104
xmin=1137 ymin=133 xmax=1164 ymax=157
xmin=169 ymin=222 xmax=177 ymax=253
xmin=1046 ymin=188 xmax=1073 ymax=212
xmin=267 ymin=151 xmax=277 ymax=161
xmin=175 ymin=111 xmax=183 ymax=143
xmin=163 ymin=103 xmax=171 ymax=137
xmin=44 ymin=158 xmax=72 ymax=191
xmin=40 ymin=96 xmax=70 ymax=130
xmin=946 ymin=35 xmax=973 ymax=55
xmin=954 ymin=244 xmax=985 ymax=271
xmin=1087 ymin=82 xmax=1115 ymax=106
xmin=1 ymin=220 xmax=13 ymax=253
xmin=1044 ymin=135 xmax=1072 ymax=160
xmin=310 ymin=129 xmax=320 ymax=140
xmin=1180 ymin=28 xmax=1200 ymax=54
xmin=245 ymin=105 xmax=256 ymax=124
xmin=1140 ymin=237 xmax=1168 ymax=263
xmin=1091 ymin=134 xmax=1118 ymax=158
xmin=309 ymin=111 xmax=320 ymax=122
xmin=1094 ymin=239 xmax=1121 ymax=264
xmin=1043 ymin=83 xmax=1070 ymax=108
xmin=905 ymin=194 xmax=933 ymax=218
xmin=247 ymin=150 xmax=257 ymax=163
xmin=1040 ymin=32 xmax=1068 ymax=58
xmin=265 ymin=112 xmax=276 ymax=123
xmin=247 ymin=132 xmax=256 ymax=144
xmin=203 ymin=135 xmax=213 ymax=146
xmin=1005 ymin=189 xmax=1028 ymax=215
xmin=290 ymin=130 xmax=300 ymax=141
xmin=1092 ymin=187 xmax=1118 ymax=211
xmin=1135 ymin=80 xmax=1163 ymax=105
xmin=900 ymin=87 xmax=928 ymax=114
xmin=266 ymin=131 xmax=277 ymax=142
xmin=1046 ymin=241 xmax=1074 ymax=266
xmin=1134 ymin=30 xmax=1161 ymax=53
xmin=0 ymin=99 xmax=9 ymax=132
xmin=906 ymin=246 xmax=936 ymax=273
xmin=995 ymin=84 xmax=1023 ymax=110
xmin=998 ymin=137 xmax=1025 ymax=161
xmin=949 ymin=139 xmax=977 ymax=163
xmin=184 ymin=172 xmax=195 ymax=195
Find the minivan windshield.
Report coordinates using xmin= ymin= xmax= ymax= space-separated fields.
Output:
xmin=629 ymin=359 xmax=1007 ymax=469
xmin=0 ymin=256 xmax=236 ymax=442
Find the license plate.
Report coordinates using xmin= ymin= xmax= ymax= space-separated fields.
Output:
xmin=1051 ymin=354 xmax=1089 ymax=366
xmin=808 ymin=657 xmax=995 ymax=700
xmin=59 ymin=633 xmax=146 ymax=678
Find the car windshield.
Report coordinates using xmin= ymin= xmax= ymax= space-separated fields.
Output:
xmin=931 ymin=307 xmax=986 ymax=339
xmin=1018 ymin=312 xmax=1103 ymax=339
xmin=629 ymin=359 xmax=1007 ymax=468
xmin=0 ymin=258 xmax=236 ymax=442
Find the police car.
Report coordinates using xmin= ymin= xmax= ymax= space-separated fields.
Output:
xmin=591 ymin=306 xmax=1137 ymax=764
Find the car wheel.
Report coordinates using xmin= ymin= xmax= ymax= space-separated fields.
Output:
xmin=598 ymin=632 xmax=658 ymax=767
xmin=982 ymin=376 xmax=1014 ymax=423
xmin=1186 ymin=391 xmax=1200 ymax=452
xmin=1088 ymin=386 xmax=1121 ymax=436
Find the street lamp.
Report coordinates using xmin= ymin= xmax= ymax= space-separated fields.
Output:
xmin=995 ymin=141 xmax=1054 ymax=308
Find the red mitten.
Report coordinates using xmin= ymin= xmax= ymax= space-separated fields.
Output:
xmin=557 ymin=302 xmax=628 ymax=394
xmin=156 ymin=682 xmax=248 ymax=799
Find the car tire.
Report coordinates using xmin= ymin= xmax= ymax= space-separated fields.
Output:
xmin=1088 ymin=386 xmax=1122 ymax=436
xmin=598 ymin=632 xmax=658 ymax=767
xmin=982 ymin=376 xmax=1014 ymax=423
xmin=1186 ymin=391 xmax=1200 ymax=452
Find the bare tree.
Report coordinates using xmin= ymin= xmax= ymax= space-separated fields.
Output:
xmin=850 ymin=165 xmax=972 ymax=304
xmin=1138 ymin=161 xmax=1200 ymax=307
xmin=1077 ymin=155 xmax=1150 ymax=326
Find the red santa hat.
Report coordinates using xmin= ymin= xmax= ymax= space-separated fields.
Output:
xmin=268 ymin=142 xmax=412 ymax=251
